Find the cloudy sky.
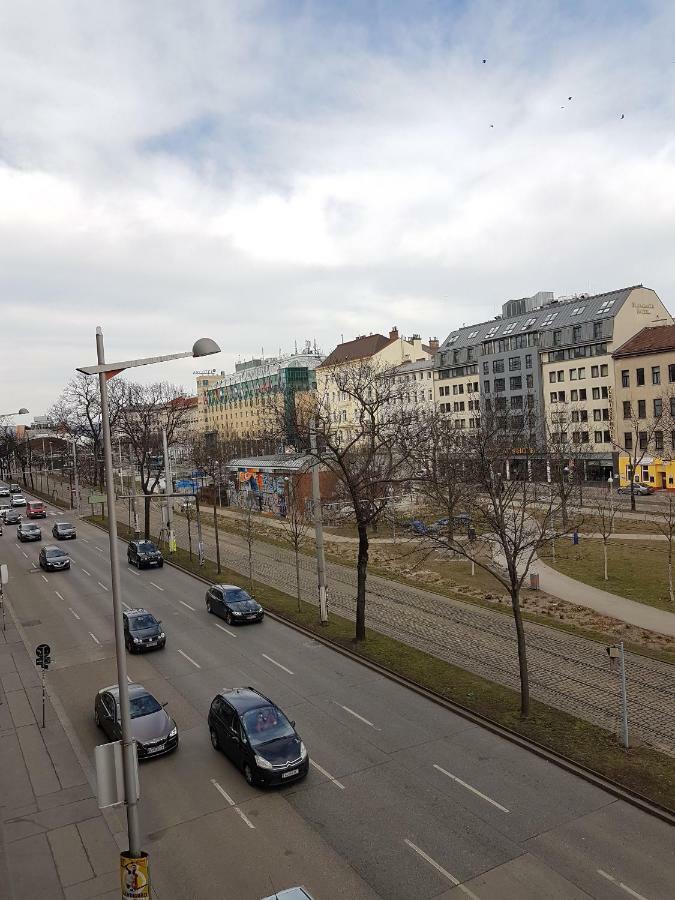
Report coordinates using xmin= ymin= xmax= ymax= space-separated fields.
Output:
xmin=1 ymin=0 xmax=674 ymax=416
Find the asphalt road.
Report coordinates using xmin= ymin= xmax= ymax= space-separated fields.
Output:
xmin=1 ymin=496 xmax=674 ymax=899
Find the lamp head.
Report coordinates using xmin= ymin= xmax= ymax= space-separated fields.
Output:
xmin=18 ymin=408 xmax=29 ymax=415
xmin=192 ymin=338 xmax=220 ymax=358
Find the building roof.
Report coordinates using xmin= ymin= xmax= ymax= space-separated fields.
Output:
xmin=613 ymin=324 xmax=675 ymax=359
xmin=225 ymin=453 xmax=315 ymax=472
xmin=395 ymin=358 xmax=434 ymax=373
xmin=440 ymin=285 xmax=644 ymax=353
xmin=319 ymin=334 xmax=393 ymax=367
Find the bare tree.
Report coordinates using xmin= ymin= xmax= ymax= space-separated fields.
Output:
xmin=611 ymin=392 xmax=671 ymax=511
xmin=544 ymin=403 xmax=590 ymax=527
xmin=278 ymin=473 xmax=312 ymax=610
xmin=594 ymin=485 xmax=617 ymax=581
xmin=412 ymin=409 xmax=578 ymax=718
xmin=655 ymin=494 xmax=675 ymax=604
xmin=118 ymin=382 xmax=193 ymax=538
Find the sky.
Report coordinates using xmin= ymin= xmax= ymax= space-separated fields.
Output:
xmin=1 ymin=0 xmax=674 ymax=417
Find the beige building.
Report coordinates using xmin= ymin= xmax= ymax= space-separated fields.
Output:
xmin=613 ymin=324 xmax=675 ymax=487
xmin=316 ymin=328 xmax=434 ymax=441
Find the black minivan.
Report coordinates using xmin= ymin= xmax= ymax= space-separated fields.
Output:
xmin=208 ymin=687 xmax=309 ymax=787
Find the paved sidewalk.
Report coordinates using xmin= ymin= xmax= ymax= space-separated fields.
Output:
xmin=0 ymin=614 xmax=121 ymax=899
xmin=531 ymin=556 xmax=675 ymax=638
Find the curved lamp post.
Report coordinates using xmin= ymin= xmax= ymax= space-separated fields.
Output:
xmin=77 ymin=329 xmax=219 ymax=859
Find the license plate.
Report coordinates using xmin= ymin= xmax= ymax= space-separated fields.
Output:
xmin=282 ymin=768 xmax=299 ymax=779
xmin=146 ymin=744 xmax=164 ymax=754
xmin=247 ymin=615 xmax=257 ymax=620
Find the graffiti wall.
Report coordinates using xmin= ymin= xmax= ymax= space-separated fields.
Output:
xmin=233 ymin=468 xmax=287 ymax=515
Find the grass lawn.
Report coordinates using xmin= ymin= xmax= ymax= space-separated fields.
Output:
xmin=549 ymin=539 xmax=675 ymax=611
xmin=88 ymin=514 xmax=675 ymax=812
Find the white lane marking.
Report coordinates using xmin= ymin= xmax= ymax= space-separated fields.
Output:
xmin=89 ymin=632 xmax=100 ymax=645
xmin=55 ymin=591 xmax=65 ymax=602
xmin=404 ymin=840 xmax=480 ymax=899
xmin=22 ymin=551 xmax=29 ymax=559
xmin=234 ymin=807 xmax=256 ymax=829
xmin=179 ymin=600 xmax=195 ymax=610
xmin=97 ymin=581 xmax=109 ymax=591
xmin=68 ymin=607 xmax=80 ymax=620
xmin=150 ymin=582 xmax=164 ymax=592
xmin=262 ymin=653 xmax=294 ymax=675
xmin=177 ymin=648 xmax=201 ymax=669
xmin=597 ymin=870 xmax=649 ymax=900
xmin=310 ymin=759 xmax=345 ymax=790
xmin=41 ymin=574 xmax=48 ymax=583
xmin=211 ymin=779 xmax=235 ymax=805
xmin=433 ymin=764 xmax=510 ymax=813
xmin=95 ymin=546 xmax=104 ymax=553
xmin=335 ymin=702 xmax=380 ymax=730
xmin=80 ymin=538 xmax=89 ymax=543
xmin=15 ymin=543 xmax=21 ymax=550
xmin=122 ymin=602 xmax=131 ymax=611
xmin=127 ymin=676 xmax=133 ymax=683
xmin=214 ymin=622 xmax=237 ymax=638
xmin=81 ymin=568 xmax=91 ymax=577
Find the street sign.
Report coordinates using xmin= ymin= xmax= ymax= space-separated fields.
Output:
xmin=88 ymin=493 xmax=106 ymax=505
xmin=35 ymin=643 xmax=51 ymax=669
xmin=175 ymin=479 xmax=197 ymax=490
xmin=0 ymin=563 xmax=8 ymax=585
xmin=95 ymin=740 xmax=140 ymax=808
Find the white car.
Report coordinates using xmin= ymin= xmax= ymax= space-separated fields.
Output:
xmin=0 ymin=487 xmax=10 ymax=497
xmin=11 ymin=494 xmax=27 ymax=507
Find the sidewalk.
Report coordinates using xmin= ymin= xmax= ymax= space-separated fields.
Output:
xmin=530 ymin=557 xmax=675 ymax=638
xmin=0 ymin=615 xmax=121 ymax=899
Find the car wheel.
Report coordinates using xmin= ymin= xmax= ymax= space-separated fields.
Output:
xmin=158 ymin=561 xmax=164 ymax=568
xmin=244 ymin=763 xmax=255 ymax=785
xmin=210 ymin=727 xmax=220 ymax=751
xmin=65 ymin=563 xmax=70 ymax=570
xmin=206 ymin=599 xmax=212 ymax=614
xmin=225 ymin=610 xmax=233 ymax=625
xmin=94 ymin=708 xmax=101 ymax=727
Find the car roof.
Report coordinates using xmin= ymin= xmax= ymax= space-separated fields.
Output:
xmin=218 ymin=687 xmax=271 ymax=714
xmin=43 ymin=544 xmax=66 ymax=552
xmin=55 ymin=521 xmax=74 ymax=526
xmin=215 ymin=584 xmax=247 ymax=591
xmin=125 ymin=608 xmax=155 ymax=618
xmin=21 ymin=522 xmax=40 ymax=527
xmin=100 ymin=683 xmax=150 ymax=700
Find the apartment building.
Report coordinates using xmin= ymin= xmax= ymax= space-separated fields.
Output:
xmin=199 ymin=348 xmax=323 ymax=440
xmin=316 ymin=328 xmax=433 ymax=441
xmin=437 ymin=285 xmax=671 ymax=478
xmin=613 ymin=324 xmax=675 ymax=489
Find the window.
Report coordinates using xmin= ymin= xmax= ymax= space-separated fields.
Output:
xmin=571 ymin=389 xmax=578 ymax=401
xmin=652 ymin=366 xmax=661 ymax=385
xmin=622 ymin=370 xmax=629 ymax=388
xmin=553 ymin=330 xmax=562 ymax=345
xmin=571 ymin=306 xmax=586 ymax=316
xmin=602 ymin=408 xmax=610 ymax=420
xmin=510 ymin=376 xmax=522 ymax=390
xmin=522 ymin=317 xmax=537 ymax=331
xmin=527 ymin=394 xmax=535 ymax=409
xmin=485 ymin=325 xmax=499 ymax=338
xmin=581 ymin=431 xmax=590 ymax=443
xmin=591 ymin=365 xmax=599 ymax=377
xmin=503 ymin=323 xmax=516 ymax=334
xmin=495 ymin=397 xmax=506 ymax=410
xmin=637 ymin=399 xmax=646 ymax=419
xmin=672 ymin=430 xmax=675 ymax=449
xmin=594 ymin=431 xmax=602 ymax=443
xmin=604 ymin=430 xmax=611 ymax=443
xmin=525 ymin=354 xmax=533 ymax=369
xmin=624 ymin=432 xmax=633 ymax=450
xmin=671 ymin=397 xmax=675 ymax=417
xmin=580 ymin=410 xmax=588 ymax=422
xmin=593 ymin=321 xmax=603 ymax=338
xmin=573 ymin=325 xmax=582 ymax=343
xmin=623 ymin=401 xmax=632 ymax=418
xmin=550 ymin=392 xmax=558 ymax=403
xmin=483 ymin=380 xmax=490 ymax=393
xmin=601 ymin=364 xmax=608 ymax=377
xmin=494 ymin=378 xmax=505 ymax=392
xmin=509 ymin=357 xmax=521 ymax=371
xmin=598 ymin=299 xmax=615 ymax=313
xmin=446 ymin=335 xmax=458 ymax=346
xmin=493 ymin=359 xmax=504 ymax=373
xmin=601 ymin=386 xmax=608 ymax=399
xmin=578 ymin=367 xmax=585 ymax=379
xmin=468 ymin=330 xmax=478 ymax=338
xmin=549 ymin=371 xmax=556 ymax=383
xmin=655 ymin=430 xmax=664 ymax=451
xmin=579 ymin=389 xmax=587 ymax=400
xmin=636 ymin=368 xmax=645 ymax=386
xmin=639 ymin=431 xmax=648 ymax=450
xmin=669 ymin=364 xmax=675 ymax=383
xmin=542 ymin=313 xmax=559 ymax=326
xmin=654 ymin=398 xmax=663 ymax=417
xmin=592 ymin=387 xmax=600 ymax=399
xmin=558 ymin=391 xmax=566 ymax=402
xmin=570 ymin=368 xmax=577 ymax=380
xmin=593 ymin=409 xmax=601 ymax=422
xmin=526 ymin=374 xmax=533 ymax=388
xmin=510 ymin=395 xmax=523 ymax=409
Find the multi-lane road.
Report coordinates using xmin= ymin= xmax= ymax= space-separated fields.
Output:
xmin=1 ymin=495 xmax=674 ymax=899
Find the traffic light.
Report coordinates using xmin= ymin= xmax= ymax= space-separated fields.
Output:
xmin=35 ymin=643 xmax=51 ymax=669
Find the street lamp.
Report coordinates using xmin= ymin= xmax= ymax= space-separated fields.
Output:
xmin=0 ymin=407 xmax=29 ymax=416
xmin=77 ymin=329 xmax=219 ymax=860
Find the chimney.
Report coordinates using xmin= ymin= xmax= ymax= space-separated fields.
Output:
xmin=428 ymin=337 xmax=439 ymax=352
xmin=389 ymin=326 xmax=399 ymax=340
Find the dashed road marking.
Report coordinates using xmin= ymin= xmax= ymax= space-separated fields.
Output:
xmin=55 ymin=591 xmax=65 ymax=602
xmin=122 ymin=602 xmax=131 ymax=611
xmin=597 ymin=870 xmax=649 ymax=900
xmin=335 ymin=702 xmax=380 ymax=730
xmin=179 ymin=600 xmax=195 ymax=611
xmin=89 ymin=632 xmax=100 ymax=645
xmin=210 ymin=780 xmax=256 ymax=829
xmin=150 ymin=582 xmax=164 ymax=592
xmin=433 ymin=764 xmax=510 ymax=813
xmin=177 ymin=648 xmax=201 ymax=669
xmin=68 ymin=607 xmax=80 ymax=620
xmin=81 ymin=568 xmax=91 ymax=577
xmin=81 ymin=538 xmax=89 ymax=543
xmin=262 ymin=653 xmax=294 ymax=675
xmin=404 ymin=839 xmax=480 ymax=899
xmin=310 ymin=759 xmax=345 ymax=790
xmin=41 ymin=574 xmax=48 ymax=583
xmin=97 ymin=581 xmax=109 ymax=592
xmin=214 ymin=622 xmax=237 ymax=638
xmin=22 ymin=551 xmax=29 ymax=559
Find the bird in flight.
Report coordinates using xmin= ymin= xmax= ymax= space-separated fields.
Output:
xmin=568 ymin=96 xmax=573 ymax=100
xmin=620 ymin=113 xmax=625 ymax=119
xmin=482 ymin=58 xmax=487 ymax=63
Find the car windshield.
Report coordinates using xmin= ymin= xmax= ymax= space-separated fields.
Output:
xmin=242 ymin=706 xmax=295 ymax=747
xmin=57 ymin=523 xmax=73 ymax=529
xmin=224 ymin=589 xmax=253 ymax=605
xmin=130 ymin=614 xmax=158 ymax=630
xmin=129 ymin=693 xmax=162 ymax=719
xmin=46 ymin=549 xmax=66 ymax=558
xmin=138 ymin=542 xmax=157 ymax=552
xmin=24 ymin=525 xmax=39 ymax=532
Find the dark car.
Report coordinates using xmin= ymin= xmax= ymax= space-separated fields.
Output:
xmin=3 ymin=508 xmax=21 ymax=525
xmin=94 ymin=683 xmax=178 ymax=759
xmin=405 ymin=519 xmax=429 ymax=535
xmin=9 ymin=484 xmax=20 ymax=494
xmin=208 ymin=687 xmax=308 ymax=787
xmin=52 ymin=521 xmax=77 ymax=540
xmin=123 ymin=608 xmax=165 ymax=653
xmin=18 ymin=522 xmax=42 ymax=542
xmin=205 ymin=584 xmax=264 ymax=625
xmin=39 ymin=545 xmax=71 ymax=571
xmin=617 ymin=483 xmax=654 ymax=496
xmin=127 ymin=540 xmax=164 ymax=569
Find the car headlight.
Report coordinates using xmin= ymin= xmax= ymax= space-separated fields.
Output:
xmin=159 ymin=632 xmax=165 ymax=639
xmin=300 ymin=741 xmax=307 ymax=759
xmin=254 ymin=754 xmax=274 ymax=770
xmin=168 ymin=726 xmax=177 ymax=739
xmin=133 ymin=637 xmax=141 ymax=644
xmin=232 ymin=610 xmax=242 ymax=616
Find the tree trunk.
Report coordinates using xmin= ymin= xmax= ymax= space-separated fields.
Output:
xmin=630 ymin=481 xmax=636 ymax=512
xmin=510 ymin=588 xmax=530 ymax=718
xmin=560 ymin=480 xmax=568 ymax=527
xmin=669 ymin=542 xmax=674 ymax=604
xmin=603 ymin=540 xmax=608 ymax=581
xmin=355 ymin=521 xmax=369 ymax=642
xmin=295 ymin=545 xmax=302 ymax=611
xmin=144 ymin=495 xmax=151 ymax=539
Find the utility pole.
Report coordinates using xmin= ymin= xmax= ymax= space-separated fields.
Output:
xmin=619 ymin=641 xmax=629 ymax=749
xmin=161 ymin=428 xmax=176 ymax=553
xmin=72 ymin=439 xmax=81 ymax=517
xmin=310 ymin=419 xmax=328 ymax=624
